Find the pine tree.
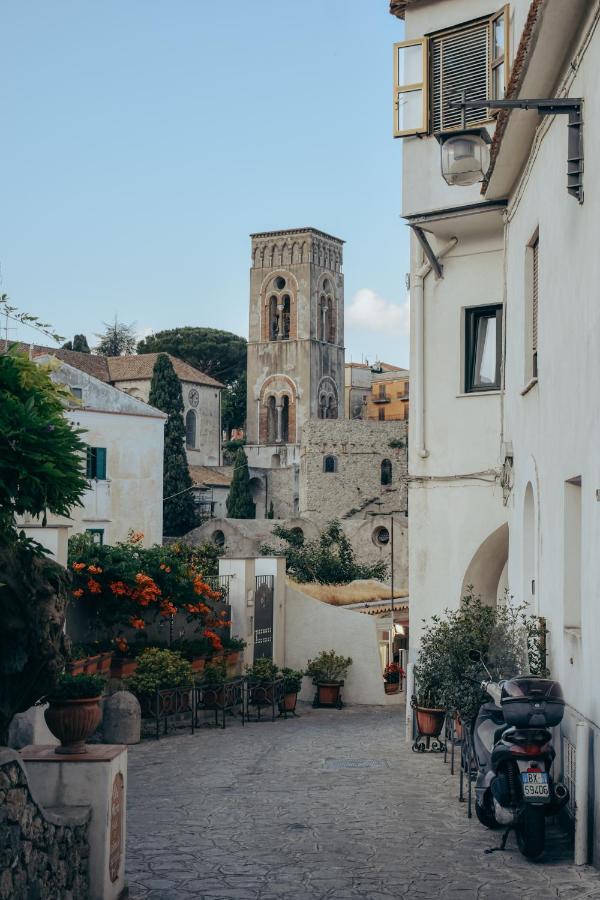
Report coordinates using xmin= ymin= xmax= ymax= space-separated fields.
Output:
xmin=226 ymin=447 xmax=255 ymax=519
xmin=149 ymin=354 xmax=197 ymax=536
xmin=95 ymin=317 xmax=137 ymax=356
xmin=72 ymin=334 xmax=91 ymax=353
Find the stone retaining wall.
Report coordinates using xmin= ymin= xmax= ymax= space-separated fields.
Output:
xmin=0 ymin=748 xmax=90 ymax=900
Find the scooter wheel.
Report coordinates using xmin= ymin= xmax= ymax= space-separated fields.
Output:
xmin=475 ymin=791 xmax=499 ymax=829
xmin=516 ymin=805 xmax=545 ymax=859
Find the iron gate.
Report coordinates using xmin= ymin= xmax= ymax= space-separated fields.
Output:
xmin=254 ymin=575 xmax=274 ymax=661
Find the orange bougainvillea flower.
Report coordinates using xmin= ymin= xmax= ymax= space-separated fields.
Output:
xmin=203 ymin=629 xmax=223 ymax=651
xmin=87 ymin=564 xmax=103 ymax=574
xmin=110 ymin=581 xmax=128 ymax=596
xmin=159 ymin=601 xmax=177 ymax=617
xmin=129 ymin=616 xmax=146 ymax=630
xmin=129 ymin=531 xmax=144 ymax=544
xmin=114 ymin=636 xmax=128 ymax=653
xmin=72 ymin=562 xmax=86 ymax=571
xmin=159 ymin=563 xmax=172 ymax=572
xmin=193 ymin=575 xmax=220 ymax=599
xmin=72 ymin=588 xmax=84 ymax=598
xmin=87 ymin=578 xmax=102 ymax=594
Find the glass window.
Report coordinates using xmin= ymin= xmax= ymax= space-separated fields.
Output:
xmin=86 ymin=528 xmax=104 ymax=546
xmin=86 ymin=447 xmax=107 ymax=480
xmin=324 ymin=455 xmax=337 ymax=474
xmin=185 ymin=410 xmax=196 ymax=448
xmin=465 ymin=305 xmax=503 ymax=392
xmin=381 ymin=459 xmax=392 ymax=486
xmin=393 ymin=39 xmax=428 ymax=137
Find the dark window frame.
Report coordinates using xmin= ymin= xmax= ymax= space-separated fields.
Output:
xmin=86 ymin=528 xmax=104 ymax=546
xmin=323 ymin=455 xmax=337 ymax=474
xmin=464 ymin=304 xmax=503 ymax=393
xmin=86 ymin=446 xmax=107 ymax=480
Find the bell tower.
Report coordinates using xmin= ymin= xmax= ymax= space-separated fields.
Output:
xmin=245 ymin=227 xmax=344 ymax=470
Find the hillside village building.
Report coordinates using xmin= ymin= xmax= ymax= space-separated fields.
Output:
xmin=365 ymin=369 xmax=410 ymax=422
xmin=344 ymin=361 xmax=409 ymax=421
xmin=18 ymin=357 xmax=166 ymax=550
xmin=392 ymin=0 xmax=600 ymax=864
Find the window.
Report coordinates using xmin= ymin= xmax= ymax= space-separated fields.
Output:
xmin=532 ymin=238 xmax=539 ymax=377
xmin=71 ymin=387 xmax=83 ymax=400
xmin=86 ymin=447 xmax=107 ymax=480
xmin=212 ymin=529 xmax=225 ymax=548
xmin=324 ymin=455 xmax=337 ymax=474
xmin=393 ymin=7 xmax=509 ymax=138
xmin=86 ymin=528 xmax=104 ymax=546
xmin=465 ymin=305 xmax=502 ymax=392
xmin=564 ymin=477 xmax=582 ymax=628
xmin=381 ymin=459 xmax=392 ymax=486
xmin=378 ymin=384 xmax=387 ymax=400
xmin=185 ymin=410 xmax=196 ymax=448
xmin=373 ymin=526 xmax=390 ymax=546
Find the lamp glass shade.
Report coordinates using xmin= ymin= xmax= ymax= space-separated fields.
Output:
xmin=441 ymin=134 xmax=490 ymax=186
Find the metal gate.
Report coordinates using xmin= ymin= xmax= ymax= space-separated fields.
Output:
xmin=254 ymin=575 xmax=274 ymax=661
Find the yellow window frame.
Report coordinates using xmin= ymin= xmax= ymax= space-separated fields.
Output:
xmin=393 ymin=37 xmax=429 ymax=138
xmin=489 ymin=5 xmax=511 ymax=101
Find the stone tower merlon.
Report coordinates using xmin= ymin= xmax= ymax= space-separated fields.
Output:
xmin=246 ymin=226 xmax=345 ymax=463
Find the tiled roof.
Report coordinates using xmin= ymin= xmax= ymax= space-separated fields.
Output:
xmin=189 ymin=466 xmax=233 ymax=487
xmin=108 ymin=353 xmax=224 ymax=388
xmin=389 ymin=0 xmax=436 ymax=20
xmin=0 ymin=342 xmax=112 ymax=380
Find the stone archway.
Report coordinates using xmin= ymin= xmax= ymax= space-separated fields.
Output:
xmin=460 ymin=522 xmax=509 ymax=608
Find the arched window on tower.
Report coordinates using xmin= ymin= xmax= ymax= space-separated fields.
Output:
xmin=269 ymin=296 xmax=278 ymax=340
xmin=327 ymin=396 xmax=338 ymax=420
xmin=328 ymin=297 xmax=336 ymax=344
xmin=281 ymin=395 xmax=290 ymax=442
xmin=281 ymin=295 xmax=290 ymax=339
xmin=185 ymin=410 xmax=196 ymax=449
xmin=267 ymin=396 xmax=277 ymax=442
xmin=319 ymin=394 xmax=327 ymax=419
xmin=381 ymin=458 xmax=392 ymax=486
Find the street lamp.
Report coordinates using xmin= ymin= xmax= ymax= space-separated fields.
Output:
xmin=437 ymin=94 xmax=584 ymax=202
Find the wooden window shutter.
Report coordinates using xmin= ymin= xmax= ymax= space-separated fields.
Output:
xmin=86 ymin=447 xmax=94 ymax=478
xmin=96 ymin=448 xmax=107 ymax=480
xmin=532 ymin=238 xmax=539 ymax=376
xmin=431 ymin=22 xmax=489 ymax=133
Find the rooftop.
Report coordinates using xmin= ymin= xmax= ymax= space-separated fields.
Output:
xmin=189 ymin=465 xmax=233 ymax=488
xmin=250 ymin=227 xmax=344 ymax=245
xmin=389 ymin=0 xmax=436 ymax=19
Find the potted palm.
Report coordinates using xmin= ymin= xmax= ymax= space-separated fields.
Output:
xmin=278 ymin=668 xmax=303 ymax=714
xmin=45 ymin=674 xmax=104 ymax=754
xmin=306 ymin=650 xmax=352 ymax=709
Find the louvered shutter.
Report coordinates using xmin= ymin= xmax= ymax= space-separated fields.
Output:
xmin=431 ymin=22 xmax=489 ymax=133
xmin=532 ymin=239 xmax=539 ymax=376
xmin=96 ymin=448 xmax=107 ymax=480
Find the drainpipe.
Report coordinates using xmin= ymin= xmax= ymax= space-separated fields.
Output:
xmin=412 ymin=236 xmax=458 ymax=459
xmin=575 ymin=721 xmax=590 ymax=865
xmin=405 ymin=662 xmax=415 ymax=742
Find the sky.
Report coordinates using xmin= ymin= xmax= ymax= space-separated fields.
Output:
xmin=0 ymin=1 xmax=409 ymax=368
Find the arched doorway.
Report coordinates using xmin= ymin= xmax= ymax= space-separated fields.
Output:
xmin=460 ymin=522 xmax=509 ymax=607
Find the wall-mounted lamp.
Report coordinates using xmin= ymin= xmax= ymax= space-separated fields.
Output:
xmin=438 ymin=94 xmax=583 ymax=202
xmin=394 ymin=623 xmax=405 ymax=636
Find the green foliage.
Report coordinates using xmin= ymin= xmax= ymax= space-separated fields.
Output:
xmin=262 ymin=520 xmax=388 ymax=584
xmin=62 ymin=335 xmax=91 ymax=353
xmin=222 ymin=438 xmax=246 ymax=465
xmin=280 ymin=668 xmax=303 ymax=694
xmin=305 ymin=650 xmax=352 ymax=683
xmin=1 ymin=293 xmax=63 ymax=344
xmin=127 ymin=648 xmax=193 ymax=695
xmin=202 ymin=660 xmax=227 ymax=686
xmin=149 ymin=353 xmax=197 ymax=535
xmin=245 ymin=658 xmax=278 ymax=682
xmin=388 ymin=438 xmax=406 ymax=449
xmin=48 ymin=673 xmax=104 ymax=701
xmin=0 ymin=346 xmax=88 ymax=537
xmin=415 ymin=589 xmax=549 ymax=719
xmin=172 ymin=636 xmax=213 ymax=660
xmin=226 ymin=447 xmax=255 ymax=519
xmin=137 ymin=326 xmax=247 ymax=386
xmin=222 ymin=635 xmax=247 ymax=652
xmin=222 ymin=372 xmax=247 ymax=434
xmin=94 ymin=317 xmax=137 ymax=356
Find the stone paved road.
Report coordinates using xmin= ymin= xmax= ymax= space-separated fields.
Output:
xmin=126 ymin=704 xmax=600 ymax=900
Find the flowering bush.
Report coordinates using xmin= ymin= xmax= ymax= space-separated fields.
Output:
xmin=68 ymin=532 xmax=228 ymax=648
xmin=383 ymin=663 xmax=404 ymax=684
xmin=126 ymin=648 xmax=193 ymax=696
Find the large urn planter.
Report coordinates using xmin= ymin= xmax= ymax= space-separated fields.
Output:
xmin=415 ymin=706 xmax=446 ymax=737
xmin=45 ymin=696 xmax=102 ymax=754
xmin=111 ymin=656 xmax=138 ymax=678
xmin=278 ymin=691 xmax=298 ymax=714
xmin=314 ymin=681 xmax=344 ymax=709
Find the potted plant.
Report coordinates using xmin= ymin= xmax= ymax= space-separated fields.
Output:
xmin=222 ymin=635 xmax=247 ymax=674
xmin=278 ymin=668 xmax=303 ymax=714
xmin=414 ymin=646 xmax=447 ymax=737
xmin=65 ymin=644 xmax=87 ymax=676
xmin=173 ymin=637 xmax=212 ymax=673
xmin=306 ymin=650 xmax=352 ymax=709
xmin=45 ymin=674 xmax=104 ymax=754
xmin=110 ymin=637 xmax=139 ymax=678
xmin=246 ymin=658 xmax=279 ymax=706
xmin=383 ymin=663 xmax=403 ymax=694
xmin=199 ymin=660 xmax=228 ymax=708
xmin=126 ymin=647 xmax=194 ymax=718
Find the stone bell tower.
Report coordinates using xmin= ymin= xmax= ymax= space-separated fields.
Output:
xmin=245 ymin=227 xmax=345 ymax=474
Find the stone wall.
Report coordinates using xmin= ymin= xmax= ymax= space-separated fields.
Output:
xmin=299 ymin=419 xmax=408 ymax=520
xmin=0 ymin=748 xmax=90 ymax=900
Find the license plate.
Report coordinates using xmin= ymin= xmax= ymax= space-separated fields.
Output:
xmin=522 ymin=768 xmax=550 ymax=800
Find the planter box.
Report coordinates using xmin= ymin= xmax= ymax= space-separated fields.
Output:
xmin=84 ymin=654 xmax=101 ymax=675
xmin=313 ymin=681 xmax=344 ymax=709
xmin=66 ymin=658 xmax=86 ymax=676
xmin=278 ymin=691 xmax=298 ymax=714
xmin=110 ymin=657 xmax=138 ymax=679
xmin=97 ymin=652 xmax=113 ymax=674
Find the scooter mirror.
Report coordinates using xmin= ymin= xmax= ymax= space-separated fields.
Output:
xmin=468 ymin=649 xmax=482 ymax=663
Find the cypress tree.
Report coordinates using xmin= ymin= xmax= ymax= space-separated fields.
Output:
xmin=149 ymin=354 xmax=197 ymax=536
xmin=226 ymin=447 xmax=255 ymax=519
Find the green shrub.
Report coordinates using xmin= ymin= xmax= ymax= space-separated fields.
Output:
xmin=280 ymin=668 xmax=303 ymax=694
xmin=305 ymin=650 xmax=352 ymax=683
xmin=126 ymin=648 xmax=193 ymax=696
xmin=222 ymin=635 xmax=247 ymax=652
xmin=202 ymin=661 xmax=227 ymax=686
xmin=245 ymin=658 xmax=278 ymax=682
xmin=49 ymin=674 xmax=105 ymax=701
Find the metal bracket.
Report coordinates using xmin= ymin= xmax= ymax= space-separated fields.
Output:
xmin=449 ymin=97 xmax=584 ymax=203
xmin=411 ymin=225 xmax=444 ymax=279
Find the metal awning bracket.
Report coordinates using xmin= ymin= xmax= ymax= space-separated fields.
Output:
xmin=411 ymin=225 xmax=444 ymax=278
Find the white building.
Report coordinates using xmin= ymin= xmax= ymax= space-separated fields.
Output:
xmin=20 ymin=357 xmax=166 ymax=549
xmin=391 ymin=0 xmax=599 ymax=863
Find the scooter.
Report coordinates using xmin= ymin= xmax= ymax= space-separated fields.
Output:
xmin=467 ymin=649 xmax=570 ymax=859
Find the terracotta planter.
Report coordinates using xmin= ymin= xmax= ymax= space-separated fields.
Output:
xmin=97 ymin=651 xmax=113 ymax=674
xmin=45 ymin=696 xmax=102 ymax=754
xmin=66 ymin=658 xmax=86 ymax=676
xmin=211 ymin=652 xmax=225 ymax=667
xmin=110 ymin=657 xmax=138 ymax=678
xmin=415 ymin=706 xmax=446 ymax=737
xmin=279 ymin=691 xmax=298 ymax=713
xmin=317 ymin=682 xmax=342 ymax=706
xmin=83 ymin=654 xmax=101 ymax=675
xmin=384 ymin=682 xmax=400 ymax=694
xmin=190 ymin=657 xmax=206 ymax=673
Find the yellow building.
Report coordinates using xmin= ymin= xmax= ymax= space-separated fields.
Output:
xmin=365 ymin=369 xmax=409 ymax=422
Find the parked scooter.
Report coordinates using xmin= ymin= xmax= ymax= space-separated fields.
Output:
xmin=467 ymin=648 xmax=569 ymax=859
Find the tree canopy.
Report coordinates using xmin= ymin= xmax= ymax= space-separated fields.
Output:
xmin=149 ymin=353 xmax=197 ymax=536
xmin=226 ymin=447 xmax=255 ymax=519
xmin=62 ymin=334 xmax=91 ymax=353
xmin=137 ymin=326 xmax=247 ymax=385
xmin=95 ymin=317 xmax=137 ymax=356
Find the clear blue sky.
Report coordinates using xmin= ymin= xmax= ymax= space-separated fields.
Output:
xmin=1 ymin=1 xmax=409 ymax=367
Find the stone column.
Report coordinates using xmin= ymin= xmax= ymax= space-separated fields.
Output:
xmin=275 ymin=403 xmax=283 ymax=443
xmin=277 ymin=304 xmax=284 ymax=340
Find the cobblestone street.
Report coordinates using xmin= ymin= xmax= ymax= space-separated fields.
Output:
xmin=127 ymin=705 xmax=600 ymax=900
